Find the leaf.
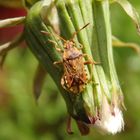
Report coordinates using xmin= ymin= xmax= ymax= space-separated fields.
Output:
xmin=113 ymin=0 xmax=140 ymax=34
xmin=0 ymin=54 xmax=7 ymax=69
xmin=0 ymin=33 xmax=24 ymax=55
xmin=112 ymin=36 xmax=140 ymax=54
xmin=33 ymin=63 xmax=47 ymax=100
xmin=0 ymin=17 xmax=25 ymax=28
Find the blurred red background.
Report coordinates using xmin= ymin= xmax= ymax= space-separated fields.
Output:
xmin=0 ymin=6 xmax=26 ymax=44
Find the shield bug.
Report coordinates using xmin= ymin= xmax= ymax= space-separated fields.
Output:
xmin=41 ymin=23 xmax=98 ymax=94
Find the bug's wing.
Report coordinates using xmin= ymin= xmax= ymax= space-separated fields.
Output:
xmin=64 ymin=73 xmax=73 ymax=88
xmin=74 ymin=58 xmax=88 ymax=83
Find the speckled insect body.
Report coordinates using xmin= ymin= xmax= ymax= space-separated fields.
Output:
xmin=42 ymin=23 xmax=94 ymax=94
xmin=61 ymin=40 xmax=89 ymax=94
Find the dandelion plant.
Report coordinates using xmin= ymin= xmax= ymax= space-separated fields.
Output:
xmin=0 ymin=0 xmax=140 ymax=135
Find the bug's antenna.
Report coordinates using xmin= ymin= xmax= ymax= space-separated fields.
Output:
xmin=70 ymin=23 xmax=90 ymax=41
xmin=41 ymin=31 xmax=67 ymax=43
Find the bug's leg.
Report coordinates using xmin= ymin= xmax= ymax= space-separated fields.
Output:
xmin=90 ymin=80 xmax=99 ymax=86
xmin=92 ymin=59 xmax=101 ymax=65
xmin=82 ymin=54 xmax=100 ymax=65
xmin=84 ymin=61 xmax=93 ymax=65
xmin=53 ymin=60 xmax=63 ymax=65
xmin=86 ymin=76 xmax=99 ymax=87
xmin=82 ymin=54 xmax=100 ymax=85
xmin=48 ymin=39 xmax=63 ymax=53
xmin=77 ymin=42 xmax=83 ymax=50
xmin=48 ymin=40 xmax=63 ymax=65
xmin=83 ymin=54 xmax=93 ymax=65
xmin=66 ymin=116 xmax=74 ymax=134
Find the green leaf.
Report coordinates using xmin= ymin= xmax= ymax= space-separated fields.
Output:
xmin=0 ymin=33 xmax=24 ymax=55
xmin=113 ymin=0 xmax=140 ymax=34
xmin=0 ymin=17 xmax=25 ymax=28
xmin=112 ymin=36 xmax=140 ymax=54
xmin=33 ymin=63 xmax=47 ymax=100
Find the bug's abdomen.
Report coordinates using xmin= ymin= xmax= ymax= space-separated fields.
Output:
xmin=61 ymin=72 xmax=87 ymax=94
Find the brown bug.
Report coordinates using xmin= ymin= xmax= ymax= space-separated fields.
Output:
xmin=42 ymin=23 xmax=98 ymax=94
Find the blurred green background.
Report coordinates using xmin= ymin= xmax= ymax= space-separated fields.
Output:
xmin=0 ymin=0 xmax=140 ymax=140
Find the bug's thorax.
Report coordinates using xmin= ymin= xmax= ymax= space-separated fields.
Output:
xmin=63 ymin=41 xmax=82 ymax=60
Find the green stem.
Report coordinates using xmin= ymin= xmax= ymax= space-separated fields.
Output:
xmin=93 ymin=0 xmax=123 ymax=104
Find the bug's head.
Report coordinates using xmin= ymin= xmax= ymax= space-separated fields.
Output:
xmin=64 ymin=40 xmax=76 ymax=50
